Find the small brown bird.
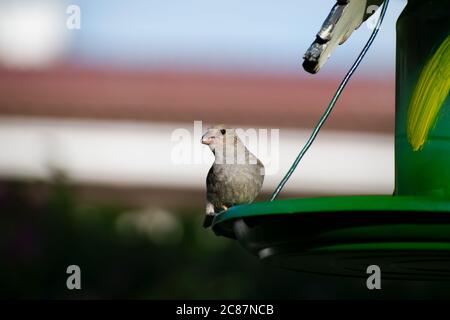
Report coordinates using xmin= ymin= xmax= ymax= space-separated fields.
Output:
xmin=201 ymin=125 xmax=264 ymax=228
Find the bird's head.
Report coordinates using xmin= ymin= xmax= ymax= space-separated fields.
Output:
xmin=201 ymin=124 xmax=237 ymax=153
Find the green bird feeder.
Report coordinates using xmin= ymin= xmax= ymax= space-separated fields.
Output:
xmin=212 ymin=0 xmax=450 ymax=280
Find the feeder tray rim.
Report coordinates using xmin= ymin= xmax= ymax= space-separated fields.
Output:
xmin=214 ymin=195 xmax=450 ymax=223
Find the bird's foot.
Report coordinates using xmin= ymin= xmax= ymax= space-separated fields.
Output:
xmin=203 ymin=206 xmax=229 ymax=228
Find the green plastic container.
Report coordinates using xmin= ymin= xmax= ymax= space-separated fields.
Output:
xmin=212 ymin=0 xmax=450 ymax=280
xmin=395 ymin=0 xmax=450 ymax=198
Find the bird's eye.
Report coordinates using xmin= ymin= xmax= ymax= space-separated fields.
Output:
xmin=220 ymin=129 xmax=226 ymax=135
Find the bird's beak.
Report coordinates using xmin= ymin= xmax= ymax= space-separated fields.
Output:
xmin=201 ymin=132 xmax=214 ymax=146
xmin=201 ymin=134 xmax=212 ymax=145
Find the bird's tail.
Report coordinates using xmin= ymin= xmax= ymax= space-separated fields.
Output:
xmin=203 ymin=214 xmax=215 ymax=228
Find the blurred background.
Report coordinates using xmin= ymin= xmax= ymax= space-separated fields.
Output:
xmin=2 ymin=0 xmax=448 ymax=299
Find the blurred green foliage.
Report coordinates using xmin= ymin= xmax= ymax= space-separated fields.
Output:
xmin=1 ymin=177 xmax=449 ymax=299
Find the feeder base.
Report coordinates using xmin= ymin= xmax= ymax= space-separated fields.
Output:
xmin=212 ymin=195 xmax=450 ymax=280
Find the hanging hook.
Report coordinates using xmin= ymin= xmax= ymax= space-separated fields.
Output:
xmin=270 ymin=0 xmax=390 ymax=201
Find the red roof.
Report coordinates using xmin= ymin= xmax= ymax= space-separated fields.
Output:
xmin=0 ymin=67 xmax=394 ymax=132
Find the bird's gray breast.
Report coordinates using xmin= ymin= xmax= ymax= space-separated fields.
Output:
xmin=206 ymin=162 xmax=264 ymax=210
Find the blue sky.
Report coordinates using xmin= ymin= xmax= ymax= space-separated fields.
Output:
xmin=69 ymin=0 xmax=406 ymax=76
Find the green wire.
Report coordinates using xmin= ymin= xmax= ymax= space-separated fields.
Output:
xmin=270 ymin=0 xmax=390 ymax=201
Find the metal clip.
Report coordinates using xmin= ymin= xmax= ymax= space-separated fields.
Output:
xmin=303 ymin=0 xmax=384 ymax=74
